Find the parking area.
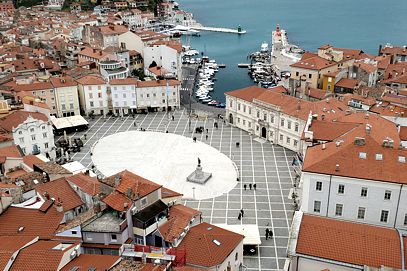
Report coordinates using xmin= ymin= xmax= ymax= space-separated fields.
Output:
xmin=61 ymin=108 xmax=296 ymax=271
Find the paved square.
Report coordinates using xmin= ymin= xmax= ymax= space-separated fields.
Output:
xmin=61 ymin=108 xmax=296 ymax=271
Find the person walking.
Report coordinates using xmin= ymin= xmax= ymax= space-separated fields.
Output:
xmin=265 ymin=228 xmax=269 ymax=240
xmin=206 ymin=128 xmax=208 ymax=133
xmin=253 ymin=183 xmax=257 ymax=190
xmin=244 ymin=184 xmax=247 ymax=190
xmin=206 ymin=134 xmax=208 ymax=140
xmin=238 ymin=213 xmax=241 ymax=220
xmin=84 ymin=134 xmax=87 ymax=140
xmin=269 ymin=228 xmax=273 ymax=239
xmin=249 ymin=183 xmax=252 ymax=190
xmin=240 ymin=209 xmax=244 ymax=217
xmin=172 ymin=115 xmax=175 ymax=121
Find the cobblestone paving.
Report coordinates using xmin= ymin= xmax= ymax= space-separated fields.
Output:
xmin=61 ymin=108 xmax=296 ymax=271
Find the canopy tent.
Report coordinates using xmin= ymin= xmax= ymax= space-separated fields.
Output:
xmin=51 ymin=115 xmax=88 ymax=130
xmin=214 ymin=224 xmax=261 ymax=245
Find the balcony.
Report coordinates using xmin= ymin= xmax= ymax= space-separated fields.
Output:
xmin=132 ymin=200 xmax=168 ymax=236
xmin=257 ymin=119 xmax=269 ymax=127
xmin=120 ymin=244 xmax=176 ymax=262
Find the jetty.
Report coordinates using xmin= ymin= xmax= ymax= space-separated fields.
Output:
xmin=190 ymin=26 xmax=247 ymax=34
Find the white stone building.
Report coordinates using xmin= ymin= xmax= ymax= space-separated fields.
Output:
xmin=0 ymin=111 xmax=55 ymax=158
xmin=136 ymin=80 xmax=180 ymax=111
xmin=299 ymin=115 xmax=407 ymax=229
xmin=109 ymin=78 xmax=138 ymax=116
xmin=76 ymin=75 xmax=109 ymax=116
xmin=225 ymin=86 xmax=346 ymax=153
xmin=143 ymin=41 xmax=182 ymax=79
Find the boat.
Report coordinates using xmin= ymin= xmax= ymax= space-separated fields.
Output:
xmin=201 ymin=98 xmax=212 ymax=103
xmin=260 ymin=42 xmax=269 ymax=53
xmin=216 ymin=103 xmax=226 ymax=108
xmin=208 ymin=100 xmax=218 ymax=106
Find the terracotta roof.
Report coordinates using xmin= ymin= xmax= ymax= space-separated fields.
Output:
xmin=228 ymin=86 xmax=346 ymax=121
xmin=152 ymin=40 xmax=182 ymax=53
xmin=22 ymin=96 xmax=50 ymax=109
xmin=335 ymin=78 xmax=359 ymax=89
xmin=34 ymin=162 xmax=71 ymax=175
xmin=382 ymin=73 xmax=407 ymax=84
xmin=102 ymin=170 xmax=161 ymax=199
xmin=10 ymin=240 xmax=76 ymax=271
xmin=291 ymin=55 xmax=337 ymax=70
xmin=0 ymin=111 xmax=48 ymax=132
xmin=400 ymin=126 xmax=407 ymax=141
xmin=178 ymin=222 xmax=243 ymax=268
xmin=79 ymin=47 xmax=111 ymax=60
xmin=303 ymin=117 xmax=407 ymax=184
xmin=159 ymin=204 xmax=201 ymax=243
xmin=50 ymin=76 xmax=77 ymax=88
xmin=22 ymin=155 xmax=45 ymax=169
xmin=36 ymin=178 xmax=84 ymax=211
xmin=380 ymin=46 xmax=407 ymax=56
xmin=354 ymin=61 xmax=377 ymax=73
xmin=0 ymin=236 xmax=36 ymax=271
xmin=0 ymin=145 xmax=23 ymax=159
xmin=174 ymin=267 xmax=205 ymax=271
xmin=102 ymin=191 xmax=132 ymax=212
xmin=99 ymin=24 xmax=128 ymax=35
xmin=0 ymin=206 xmax=63 ymax=238
xmin=76 ymin=75 xmax=106 ymax=85
xmin=66 ymin=173 xmax=101 ymax=196
xmin=296 ymin=214 xmax=402 ymax=269
xmin=341 ymin=93 xmax=376 ymax=106
xmin=161 ymin=186 xmax=183 ymax=199
xmin=137 ymin=79 xmax=180 ymax=88
xmin=4 ymin=81 xmax=53 ymax=92
xmin=381 ymin=94 xmax=407 ymax=106
xmin=304 ymin=87 xmax=328 ymax=100
xmin=61 ymin=254 xmax=120 ymax=271
xmin=307 ymin=120 xmax=359 ymax=141
xmin=332 ymin=47 xmax=363 ymax=58
xmin=109 ymin=78 xmax=138 ymax=85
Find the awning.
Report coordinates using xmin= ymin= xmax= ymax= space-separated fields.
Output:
xmin=133 ymin=200 xmax=168 ymax=223
xmin=214 ymin=224 xmax=262 ymax=245
xmin=51 ymin=115 xmax=88 ymax=130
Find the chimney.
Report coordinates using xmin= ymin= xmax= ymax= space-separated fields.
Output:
xmin=354 ymin=137 xmax=366 ymax=146
xmin=99 ymin=51 xmax=103 ymax=56
xmin=364 ymin=113 xmax=369 ymax=119
xmin=335 ymin=164 xmax=340 ymax=172
xmin=365 ymin=124 xmax=372 ymax=134
xmin=321 ymin=114 xmax=325 ymax=120
xmin=93 ymin=202 xmax=101 ymax=213
xmin=126 ymin=187 xmax=133 ymax=199
xmin=322 ymin=143 xmax=326 ymax=150
xmin=56 ymin=201 xmax=63 ymax=213
xmin=123 ymin=202 xmax=128 ymax=209
xmin=109 ymin=25 xmax=115 ymax=30
xmin=43 ymin=191 xmax=50 ymax=200
xmin=114 ymin=175 xmax=121 ymax=186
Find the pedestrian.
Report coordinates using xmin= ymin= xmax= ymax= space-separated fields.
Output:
xmin=292 ymin=157 xmax=296 ymax=166
xmin=269 ymin=228 xmax=273 ymax=238
xmin=244 ymin=184 xmax=247 ymax=190
xmin=206 ymin=128 xmax=208 ymax=133
xmin=240 ymin=209 xmax=244 ymax=217
xmin=84 ymin=134 xmax=87 ymax=140
xmin=253 ymin=183 xmax=257 ymax=190
xmin=172 ymin=115 xmax=174 ymax=121
xmin=265 ymin=228 xmax=269 ymax=240
xmin=238 ymin=213 xmax=241 ymax=220
xmin=166 ymin=130 xmax=169 ymax=133
xmin=134 ymin=121 xmax=136 ymax=127
xmin=249 ymin=183 xmax=252 ymax=190
xmin=193 ymin=136 xmax=197 ymax=142
xmin=206 ymin=134 xmax=208 ymax=140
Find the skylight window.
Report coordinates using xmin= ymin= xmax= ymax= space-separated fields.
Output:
xmin=213 ymin=239 xmax=221 ymax=246
xmin=359 ymin=152 xmax=367 ymax=159
xmin=399 ymin=156 xmax=406 ymax=163
xmin=375 ymin=154 xmax=383 ymax=160
xmin=207 ymin=227 xmax=212 ymax=231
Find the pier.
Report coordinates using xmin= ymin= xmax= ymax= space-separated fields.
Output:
xmin=190 ymin=26 xmax=247 ymax=34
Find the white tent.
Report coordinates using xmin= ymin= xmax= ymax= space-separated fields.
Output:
xmin=51 ymin=115 xmax=88 ymax=130
xmin=214 ymin=224 xmax=261 ymax=245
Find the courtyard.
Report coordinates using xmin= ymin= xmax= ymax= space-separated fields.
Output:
xmin=61 ymin=108 xmax=296 ymax=271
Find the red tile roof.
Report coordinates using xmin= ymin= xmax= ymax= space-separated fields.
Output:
xmin=137 ymin=79 xmax=180 ymax=88
xmin=400 ymin=126 xmax=407 ymax=141
xmin=296 ymin=214 xmax=402 ymax=269
xmin=61 ymin=254 xmax=121 ymax=271
xmin=23 ymin=155 xmax=45 ymax=169
xmin=380 ymin=46 xmax=407 ymax=56
xmin=0 ymin=236 xmax=35 ymax=271
xmin=36 ymin=178 xmax=84 ymax=211
xmin=0 ymin=111 xmax=48 ymax=132
xmin=76 ymin=75 xmax=106 ymax=85
xmin=66 ymin=173 xmax=101 ymax=196
xmin=291 ymin=55 xmax=337 ymax=70
xmin=0 ymin=206 xmax=63 ymax=238
xmin=10 ymin=240 xmax=76 ymax=271
xmin=307 ymin=120 xmax=359 ymax=141
xmin=178 ymin=222 xmax=243 ymax=268
xmin=0 ymin=145 xmax=23 ymax=159
xmin=335 ymin=78 xmax=359 ymax=89
xmin=303 ymin=115 xmax=407 ymax=184
xmin=99 ymin=24 xmax=128 ymax=35
xmin=102 ymin=191 xmax=132 ymax=212
xmin=381 ymin=94 xmax=407 ymax=106
xmin=50 ymin=76 xmax=78 ymax=88
xmin=159 ymin=204 xmax=201 ymax=243
xmin=109 ymin=78 xmax=138 ymax=85
xmin=161 ymin=186 xmax=183 ymax=199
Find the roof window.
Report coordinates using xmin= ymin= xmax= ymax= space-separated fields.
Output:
xmin=359 ymin=152 xmax=367 ymax=159
xmin=399 ymin=156 xmax=406 ymax=163
xmin=213 ymin=239 xmax=221 ymax=246
xmin=375 ymin=154 xmax=383 ymax=160
xmin=207 ymin=227 xmax=212 ymax=231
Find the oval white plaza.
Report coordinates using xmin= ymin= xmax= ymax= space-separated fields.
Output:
xmin=92 ymin=131 xmax=238 ymax=200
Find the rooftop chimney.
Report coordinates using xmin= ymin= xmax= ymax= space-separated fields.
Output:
xmin=114 ymin=175 xmax=121 ymax=186
xmin=322 ymin=143 xmax=326 ymax=150
xmin=365 ymin=124 xmax=372 ymax=134
xmin=43 ymin=191 xmax=50 ymax=200
xmin=335 ymin=164 xmax=340 ymax=172
xmin=56 ymin=201 xmax=63 ymax=213
xmin=364 ymin=113 xmax=369 ymax=119
xmin=354 ymin=137 xmax=366 ymax=146
xmin=126 ymin=187 xmax=133 ymax=199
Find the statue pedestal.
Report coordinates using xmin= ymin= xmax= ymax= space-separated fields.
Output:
xmin=187 ymin=165 xmax=212 ymax=184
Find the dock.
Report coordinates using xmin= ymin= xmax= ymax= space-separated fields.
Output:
xmin=238 ymin=63 xmax=251 ymax=68
xmin=190 ymin=26 xmax=247 ymax=34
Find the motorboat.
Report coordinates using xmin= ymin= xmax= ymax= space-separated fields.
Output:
xmin=184 ymin=49 xmax=200 ymax=56
xmin=201 ymin=98 xmax=212 ymax=103
xmin=260 ymin=42 xmax=269 ymax=53
xmin=216 ymin=103 xmax=226 ymax=108
xmin=208 ymin=100 xmax=218 ymax=106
